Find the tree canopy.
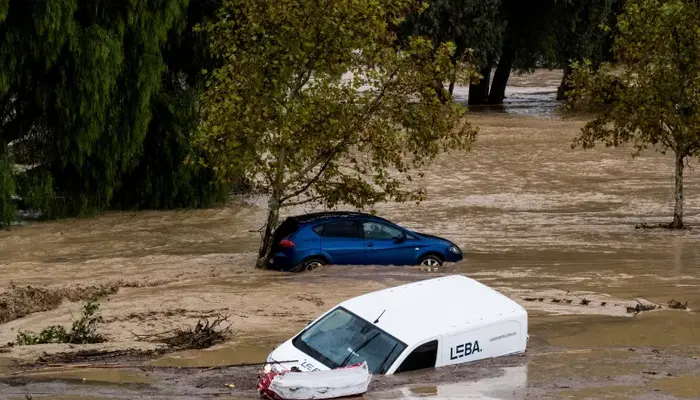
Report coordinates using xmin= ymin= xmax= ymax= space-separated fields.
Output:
xmin=565 ymin=0 xmax=700 ymax=229
xmin=0 ymin=0 xmax=230 ymax=225
xmin=195 ymin=0 xmax=477 ymax=267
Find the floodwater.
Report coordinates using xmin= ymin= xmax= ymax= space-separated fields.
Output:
xmin=1 ymin=69 xmax=700 ymax=399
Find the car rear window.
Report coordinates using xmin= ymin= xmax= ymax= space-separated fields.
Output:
xmin=273 ymin=218 xmax=300 ymax=243
xmin=314 ymin=221 xmax=362 ymax=238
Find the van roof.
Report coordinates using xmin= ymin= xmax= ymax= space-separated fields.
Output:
xmin=339 ymin=275 xmax=526 ymax=347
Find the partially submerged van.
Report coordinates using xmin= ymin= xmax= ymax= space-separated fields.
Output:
xmin=265 ymin=275 xmax=528 ymax=375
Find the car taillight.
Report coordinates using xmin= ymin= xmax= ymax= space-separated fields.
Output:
xmin=279 ymin=239 xmax=295 ymax=248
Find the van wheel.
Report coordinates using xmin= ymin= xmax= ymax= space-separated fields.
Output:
xmin=295 ymin=258 xmax=326 ymax=272
xmin=419 ymin=255 xmax=443 ymax=267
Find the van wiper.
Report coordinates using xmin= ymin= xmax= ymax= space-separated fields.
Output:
xmin=376 ymin=342 xmax=399 ymax=374
xmin=340 ymin=332 xmax=380 ymax=367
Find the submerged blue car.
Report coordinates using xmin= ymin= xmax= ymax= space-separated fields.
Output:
xmin=268 ymin=212 xmax=463 ymax=272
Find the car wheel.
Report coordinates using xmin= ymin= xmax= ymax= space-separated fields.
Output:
xmin=419 ymin=255 xmax=443 ymax=267
xmin=295 ymin=258 xmax=326 ymax=272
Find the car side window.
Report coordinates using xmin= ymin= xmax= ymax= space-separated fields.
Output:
xmin=363 ymin=222 xmax=403 ymax=240
xmin=394 ymin=340 xmax=438 ymax=373
xmin=316 ymin=221 xmax=362 ymax=238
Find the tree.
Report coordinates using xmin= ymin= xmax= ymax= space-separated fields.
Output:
xmin=111 ymin=0 xmax=233 ymax=210
xmin=196 ymin=0 xmax=477 ymax=268
xmin=395 ymin=0 xmax=503 ymax=99
xmin=564 ymin=0 xmax=700 ymax=229
xmin=0 ymin=155 xmax=14 ymax=226
xmin=485 ymin=0 xmax=558 ymax=105
xmin=549 ymin=0 xmax=618 ymax=100
xmin=1 ymin=0 xmax=230 ymax=219
xmin=463 ymin=0 xmax=618 ymax=105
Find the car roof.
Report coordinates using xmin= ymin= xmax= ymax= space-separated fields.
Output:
xmin=338 ymin=275 xmax=526 ymax=348
xmin=288 ymin=211 xmax=393 ymax=225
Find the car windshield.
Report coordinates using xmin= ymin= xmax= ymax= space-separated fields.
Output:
xmin=292 ymin=307 xmax=407 ymax=374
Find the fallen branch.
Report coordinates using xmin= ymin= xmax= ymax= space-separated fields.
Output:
xmin=668 ymin=299 xmax=688 ymax=310
xmin=133 ymin=314 xmax=233 ymax=350
xmin=626 ymin=300 xmax=657 ymax=315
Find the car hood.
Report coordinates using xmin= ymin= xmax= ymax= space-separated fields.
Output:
xmin=413 ymin=231 xmax=452 ymax=244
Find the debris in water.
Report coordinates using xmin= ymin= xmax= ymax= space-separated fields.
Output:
xmin=642 ymin=371 xmax=658 ymax=375
xmin=565 ymin=299 xmax=572 ymax=304
xmin=538 ymin=298 xmax=544 ymax=302
xmin=600 ymin=302 xmax=607 ymax=306
xmin=580 ymin=299 xmax=590 ymax=306
xmin=668 ymin=299 xmax=688 ymax=310
xmin=628 ymin=348 xmax=636 ymax=352
xmin=627 ymin=301 xmax=657 ymax=315
xmin=133 ymin=314 xmax=233 ymax=350
xmin=551 ymin=298 xmax=562 ymax=303
xmin=524 ymin=297 xmax=538 ymax=302
xmin=295 ymin=294 xmax=325 ymax=307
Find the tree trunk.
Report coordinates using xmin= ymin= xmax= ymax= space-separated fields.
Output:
xmin=557 ymin=64 xmax=573 ymax=101
xmin=671 ymin=152 xmax=685 ymax=229
xmin=468 ymin=63 xmax=492 ymax=106
xmin=448 ymin=73 xmax=456 ymax=97
xmin=433 ymin=79 xmax=448 ymax=104
xmin=488 ymin=40 xmax=515 ymax=105
xmin=256 ymin=148 xmax=287 ymax=269
xmin=256 ymin=199 xmax=281 ymax=269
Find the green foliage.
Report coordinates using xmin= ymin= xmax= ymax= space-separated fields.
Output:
xmin=565 ymin=0 xmax=700 ymax=156
xmin=196 ymin=0 xmax=477 ymax=266
xmin=15 ymin=297 xmax=105 ymax=345
xmin=111 ymin=0 xmax=231 ymax=210
xmin=14 ymin=169 xmax=56 ymax=219
xmin=564 ymin=0 xmax=700 ymax=227
xmin=398 ymin=0 xmax=503 ymax=71
xmin=0 ymin=156 xmax=15 ymax=227
xmin=16 ymin=325 xmax=68 ymax=346
xmin=1 ymin=0 xmax=207 ymax=218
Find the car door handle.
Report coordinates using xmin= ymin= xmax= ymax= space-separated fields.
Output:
xmin=367 ymin=242 xmax=373 ymax=247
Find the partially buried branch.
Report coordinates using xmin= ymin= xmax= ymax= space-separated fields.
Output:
xmin=133 ymin=314 xmax=233 ymax=350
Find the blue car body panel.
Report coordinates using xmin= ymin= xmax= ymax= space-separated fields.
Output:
xmin=268 ymin=212 xmax=463 ymax=271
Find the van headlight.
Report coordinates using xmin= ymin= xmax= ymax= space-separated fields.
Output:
xmin=263 ymin=363 xmax=272 ymax=373
xmin=448 ymin=245 xmax=462 ymax=254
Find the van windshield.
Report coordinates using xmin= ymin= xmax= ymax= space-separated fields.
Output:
xmin=292 ymin=307 xmax=407 ymax=374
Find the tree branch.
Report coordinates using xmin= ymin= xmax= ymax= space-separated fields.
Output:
xmin=281 ymin=151 xmax=335 ymax=203
xmin=284 ymin=194 xmax=327 ymax=207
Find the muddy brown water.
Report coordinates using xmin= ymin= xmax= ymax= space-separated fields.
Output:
xmin=2 ymin=69 xmax=700 ymax=399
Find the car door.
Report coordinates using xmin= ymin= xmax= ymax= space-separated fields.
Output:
xmin=316 ymin=220 xmax=366 ymax=265
xmin=362 ymin=221 xmax=417 ymax=265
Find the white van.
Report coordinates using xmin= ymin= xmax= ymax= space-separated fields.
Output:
xmin=265 ymin=275 xmax=528 ymax=375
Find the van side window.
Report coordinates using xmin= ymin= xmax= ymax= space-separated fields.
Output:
xmin=394 ymin=340 xmax=438 ymax=373
xmin=315 ymin=221 xmax=362 ymax=238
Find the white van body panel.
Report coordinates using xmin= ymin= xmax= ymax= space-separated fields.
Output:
xmin=266 ymin=338 xmax=330 ymax=373
xmin=266 ymin=275 xmax=528 ymax=375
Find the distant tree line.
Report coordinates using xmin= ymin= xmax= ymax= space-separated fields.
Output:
xmin=0 ymin=0 xmax=620 ymax=227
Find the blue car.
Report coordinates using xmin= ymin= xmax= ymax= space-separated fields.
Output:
xmin=268 ymin=212 xmax=463 ymax=272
